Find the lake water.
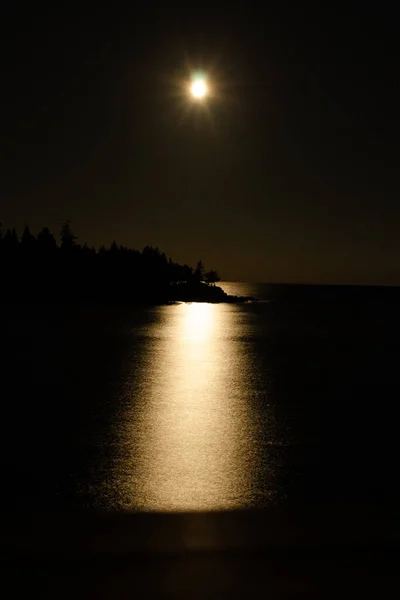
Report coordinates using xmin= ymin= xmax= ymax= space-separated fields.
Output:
xmin=2 ymin=282 xmax=400 ymax=512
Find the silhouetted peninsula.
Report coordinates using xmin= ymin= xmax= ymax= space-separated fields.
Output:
xmin=0 ymin=222 xmax=255 ymax=304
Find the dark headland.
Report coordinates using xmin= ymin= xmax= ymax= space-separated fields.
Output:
xmin=0 ymin=221 xmax=256 ymax=305
xmin=170 ymin=281 xmax=256 ymax=304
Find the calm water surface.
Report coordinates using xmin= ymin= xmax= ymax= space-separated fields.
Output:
xmin=2 ymin=282 xmax=400 ymax=511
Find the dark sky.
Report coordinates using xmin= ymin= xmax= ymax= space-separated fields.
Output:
xmin=1 ymin=3 xmax=399 ymax=284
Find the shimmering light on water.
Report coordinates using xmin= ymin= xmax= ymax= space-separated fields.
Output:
xmin=182 ymin=302 xmax=214 ymax=341
xmin=111 ymin=303 xmax=274 ymax=511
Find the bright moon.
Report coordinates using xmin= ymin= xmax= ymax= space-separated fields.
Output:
xmin=191 ymin=79 xmax=207 ymax=99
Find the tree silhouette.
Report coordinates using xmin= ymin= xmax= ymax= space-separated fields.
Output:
xmin=204 ymin=270 xmax=221 ymax=286
xmin=37 ymin=227 xmax=57 ymax=252
xmin=61 ymin=221 xmax=77 ymax=251
xmin=2 ymin=228 xmax=19 ymax=252
xmin=194 ymin=260 xmax=204 ymax=282
xmin=21 ymin=225 xmax=36 ymax=250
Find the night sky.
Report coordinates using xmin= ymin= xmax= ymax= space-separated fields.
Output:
xmin=1 ymin=3 xmax=399 ymax=284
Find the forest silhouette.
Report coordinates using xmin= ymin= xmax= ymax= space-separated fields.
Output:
xmin=0 ymin=221 xmax=248 ymax=304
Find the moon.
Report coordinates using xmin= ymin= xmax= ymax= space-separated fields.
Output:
xmin=190 ymin=78 xmax=207 ymax=99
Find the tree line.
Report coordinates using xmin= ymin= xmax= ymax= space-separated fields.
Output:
xmin=0 ymin=221 xmax=222 ymax=303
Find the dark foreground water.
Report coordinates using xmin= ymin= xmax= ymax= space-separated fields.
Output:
xmin=2 ymin=283 xmax=400 ymax=512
